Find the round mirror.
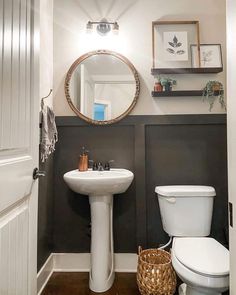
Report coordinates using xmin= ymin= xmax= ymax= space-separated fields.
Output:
xmin=65 ymin=50 xmax=140 ymax=125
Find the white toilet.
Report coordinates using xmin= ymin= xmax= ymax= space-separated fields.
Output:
xmin=155 ymin=185 xmax=229 ymax=295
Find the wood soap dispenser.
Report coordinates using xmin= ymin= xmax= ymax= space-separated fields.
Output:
xmin=78 ymin=147 xmax=88 ymax=171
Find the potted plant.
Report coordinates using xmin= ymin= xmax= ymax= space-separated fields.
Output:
xmin=154 ymin=75 xmax=163 ymax=92
xmin=159 ymin=77 xmax=177 ymax=92
xmin=202 ymin=81 xmax=226 ymax=111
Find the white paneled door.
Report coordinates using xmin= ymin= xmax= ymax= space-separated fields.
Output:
xmin=0 ymin=0 xmax=39 ymax=294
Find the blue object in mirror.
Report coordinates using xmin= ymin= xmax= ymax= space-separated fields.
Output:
xmin=94 ymin=103 xmax=105 ymax=120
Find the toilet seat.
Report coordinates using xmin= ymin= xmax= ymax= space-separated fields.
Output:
xmin=173 ymin=237 xmax=229 ymax=277
xmin=171 ymin=237 xmax=229 ymax=293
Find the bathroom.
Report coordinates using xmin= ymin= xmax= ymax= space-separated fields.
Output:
xmin=0 ymin=0 xmax=235 ymax=294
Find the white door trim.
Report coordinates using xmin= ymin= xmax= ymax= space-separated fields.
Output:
xmin=227 ymin=0 xmax=236 ymax=293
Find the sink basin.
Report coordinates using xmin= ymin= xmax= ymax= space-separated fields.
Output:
xmin=63 ymin=168 xmax=134 ymax=293
xmin=63 ymin=169 xmax=134 ymax=196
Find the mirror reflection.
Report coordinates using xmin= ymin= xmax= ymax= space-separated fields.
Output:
xmin=65 ymin=51 xmax=140 ymax=124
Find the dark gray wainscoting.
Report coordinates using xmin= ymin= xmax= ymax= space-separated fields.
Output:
xmin=38 ymin=154 xmax=54 ymax=271
xmin=52 ymin=114 xmax=228 ymax=254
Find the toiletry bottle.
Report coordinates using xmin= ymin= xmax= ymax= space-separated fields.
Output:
xmin=78 ymin=147 xmax=88 ymax=171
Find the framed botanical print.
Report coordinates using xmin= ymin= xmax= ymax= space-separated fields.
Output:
xmin=152 ymin=20 xmax=201 ymax=69
xmin=191 ymin=44 xmax=223 ymax=68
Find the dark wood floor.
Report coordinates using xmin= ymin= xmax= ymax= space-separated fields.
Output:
xmin=42 ymin=272 xmax=140 ymax=295
xmin=41 ymin=272 xmax=229 ymax=295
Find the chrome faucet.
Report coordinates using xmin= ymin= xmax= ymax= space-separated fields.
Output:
xmin=97 ymin=162 xmax=104 ymax=171
xmin=90 ymin=160 xmax=114 ymax=171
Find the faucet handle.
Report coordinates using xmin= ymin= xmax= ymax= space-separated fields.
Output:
xmin=104 ymin=160 xmax=114 ymax=170
xmin=93 ymin=163 xmax=98 ymax=170
xmin=90 ymin=160 xmax=99 ymax=171
xmin=89 ymin=160 xmax=98 ymax=170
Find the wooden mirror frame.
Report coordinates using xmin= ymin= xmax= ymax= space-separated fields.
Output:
xmin=65 ymin=50 xmax=140 ymax=125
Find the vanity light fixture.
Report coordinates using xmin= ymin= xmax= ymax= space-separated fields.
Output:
xmin=86 ymin=18 xmax=119 ymax=36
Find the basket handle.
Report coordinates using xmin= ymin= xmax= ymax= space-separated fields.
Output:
xmin=138 ymin=246 xmax=143 ymax=255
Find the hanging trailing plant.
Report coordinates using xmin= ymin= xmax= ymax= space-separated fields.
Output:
xmin=202 ymin=81 xmax=226 ymax=111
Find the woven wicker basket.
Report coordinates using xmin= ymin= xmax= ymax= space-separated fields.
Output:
xmin=137 ymin=247 xmax=176 ymax=295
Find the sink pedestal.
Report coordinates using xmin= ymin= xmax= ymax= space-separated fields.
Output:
xmin=89 ymin=195 xmax=115 ymax=292
xmin=63 ymin=169 xmax=134 ymax=292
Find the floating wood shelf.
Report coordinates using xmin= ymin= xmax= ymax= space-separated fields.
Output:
xmin=151 ymin=67 xmax=223 ymax=75
xmin=152 ymin=90 xmax=223 ymax=97
xmin=152 ymin=90 xmax=203 ymax=97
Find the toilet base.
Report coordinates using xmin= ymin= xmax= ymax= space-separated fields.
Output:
xmin=179 ymin=283 xmax=221 ymax=295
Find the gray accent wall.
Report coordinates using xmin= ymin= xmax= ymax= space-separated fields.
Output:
xmin=37 ymin=114 xmax=228 ymax=269
xmin=37 ymin=155 xmax=54 ymax=271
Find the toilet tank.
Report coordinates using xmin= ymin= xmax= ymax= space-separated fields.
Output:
xmin=155 ymin=185 xmax=216 ymax=237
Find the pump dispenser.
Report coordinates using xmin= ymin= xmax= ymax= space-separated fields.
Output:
xmin=78 ymin=147 xmax=89 ymax=171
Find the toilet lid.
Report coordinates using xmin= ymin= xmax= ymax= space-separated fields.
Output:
xmin=173 ymin=237 xmax=229 ymax=276
xmin=155 ymin=185 xmax=216 ymax=197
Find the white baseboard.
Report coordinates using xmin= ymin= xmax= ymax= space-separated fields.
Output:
xmin=37 ymin=254 xmax=54 ymax=295
xmin=114 ymin=253 xmax=138 ymax=272
xmin=53 ymin=253 xmax=91 ymax=272
xmin=37 ymin=253 xmax=138 ymax=294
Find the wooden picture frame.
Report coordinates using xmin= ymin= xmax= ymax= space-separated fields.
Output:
xmin=191 ymin=44 xmax=223 ymax=68
xmin=152 ymin=20 xmax=201 ymax=69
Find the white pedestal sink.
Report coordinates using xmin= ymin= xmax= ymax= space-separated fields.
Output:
xmin=63 ymin=169 xmax=134 ymax=292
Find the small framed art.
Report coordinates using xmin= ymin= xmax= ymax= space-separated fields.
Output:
xmin=152 ymin=20 xmax=201 ymax=69
xmin=191 ymin=44 xmax=223 ymax=68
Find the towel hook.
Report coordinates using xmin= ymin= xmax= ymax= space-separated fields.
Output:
xmin=41 ymin=89 xmax=53 ymax=109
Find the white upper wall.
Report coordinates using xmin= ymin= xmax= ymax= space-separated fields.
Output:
xmin=53 ymin=0 xmax=226 ymax=116
xmin=40 ymin=0 xmax=53 ymax=108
